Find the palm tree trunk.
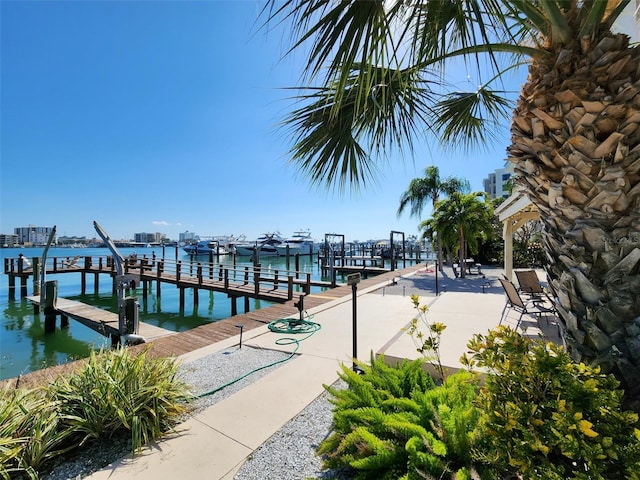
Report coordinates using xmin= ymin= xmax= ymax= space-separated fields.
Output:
xmin=508 ymin=33 xmax=640 ymax=408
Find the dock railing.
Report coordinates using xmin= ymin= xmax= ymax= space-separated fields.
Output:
xmin=4 ymin=254 xmax=316 ymax=301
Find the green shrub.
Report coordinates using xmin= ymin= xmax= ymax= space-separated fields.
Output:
xmin=318 ymin=353 xmax=484 ymax=479
xmin=463 ymin=326 xmax=640 ymax=479
xmin=50 ymin=346 xmax=192 ymax=454
xmin=405 ymin=371 xmax=483 ymax=480
xmin=1 ymin=347 xmax=193 ymax=477
xmin=0 ymin=385 xmax=76 ymax=478
xmin=0 ymin=386 xmax=37 ymax=479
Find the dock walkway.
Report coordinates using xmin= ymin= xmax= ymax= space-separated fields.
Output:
xmin=27 ymin=296 xmax=174 ymax=342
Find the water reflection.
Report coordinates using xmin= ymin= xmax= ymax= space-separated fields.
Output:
xmin=1 ymin=298 xmax=107 ymax=380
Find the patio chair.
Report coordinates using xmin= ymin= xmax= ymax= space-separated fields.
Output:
xmin=515 ymin=269 xmax=556 ymax=303
xmin=515 ymin=269 xmax=543 ymax=296
xmin=498 ymin=277 xmax=556 ymax=330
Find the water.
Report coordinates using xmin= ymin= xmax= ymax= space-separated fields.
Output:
xmin=0 ymin=246 xmax=330 ymax=381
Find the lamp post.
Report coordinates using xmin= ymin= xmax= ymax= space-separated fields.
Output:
xmin=347 ymin=273 xmax=361 ymax=372
xmin=236 ymin=324 xmax=244 ymax=349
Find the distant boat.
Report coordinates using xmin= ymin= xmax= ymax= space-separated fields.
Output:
xmin=183 ymin=240 xmax=230 ymax=256
xmin=235 ymin=232 xmax=284 ymax=257
xmin=183 ymin=234 xmax=246 ymax=256
xmin=275 ymin=230 xmax=318 ymax=256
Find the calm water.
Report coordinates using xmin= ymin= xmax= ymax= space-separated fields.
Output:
xmin=0 ymin=246 xmax=330 ymax=381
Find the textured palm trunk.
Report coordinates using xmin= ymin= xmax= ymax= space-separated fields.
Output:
xmin=507 ymin=33 xmax=640 ymax=407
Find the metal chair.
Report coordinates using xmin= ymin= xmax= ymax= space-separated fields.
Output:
xmin=498 ymin=277 xmax=556 ymax=329
xmin=515 ymin=270 xmax=545 ymax=298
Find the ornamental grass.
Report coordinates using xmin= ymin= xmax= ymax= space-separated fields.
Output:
xmin=0 ymin=346 xmax=192 ymax=479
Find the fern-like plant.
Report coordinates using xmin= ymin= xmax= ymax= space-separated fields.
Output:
xmin=406 ymin=371 xmax=481 ymax=479
xmin=318 ymin=353 xmax=484 ymax=479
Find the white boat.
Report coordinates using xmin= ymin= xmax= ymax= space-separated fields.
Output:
xmin=183 ymin=240 xmax=230 ymax=256
xmin=183 ymin=234 xmax=246 ymax=256
xmin=235 ymin=232 xmax=284 ymax=257
xmin=275 ymin=230 xmax=318 ymax=256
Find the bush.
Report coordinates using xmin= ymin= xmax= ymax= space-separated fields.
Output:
xmin=0 ymin=346 xmax=193 ymax=478
xmin=318 ymin=353 xmax=484 ymax=479
xmin=463 ymin=326 xmax=640 ymax=480
xmin=51 ymin=346 xmax=192 ymax=454
xmin=0 ymin=386 xmax=76 ymax=478
xmin=0 ymin=386 xmax=38 ymax=479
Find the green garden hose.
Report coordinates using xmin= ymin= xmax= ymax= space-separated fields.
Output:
xmin=196 ymin=313 xmax=321 ymax=398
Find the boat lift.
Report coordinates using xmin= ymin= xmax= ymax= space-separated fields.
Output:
xmin=39 ymin=225 xmax=57 ymax=307
xmin=93 ymin=221 xmax=145 ymax=345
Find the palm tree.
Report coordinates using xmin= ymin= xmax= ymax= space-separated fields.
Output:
xmin=397 ymin=166 xmax=469 ymax=271
xmin=421 ymin=192 xmax=494 ymax=278
xmin=265 ymin=1 xmax=640 ymax=406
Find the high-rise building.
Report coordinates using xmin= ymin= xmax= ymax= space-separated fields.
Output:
xmin=0 ymin=233 xmax=19 ymax=247
xmin=14 ymin=225 xmax=56 ymax=245
xmin=179 ymin=231 xmax=198 ymax=243
xmin=134 ymin=232 xmax=166 ymax=244
xmin=483 ymin=163 xmax=514 ymax=199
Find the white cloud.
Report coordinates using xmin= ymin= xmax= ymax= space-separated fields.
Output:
xmin=152 ymin=220 xmax=170 ymax=227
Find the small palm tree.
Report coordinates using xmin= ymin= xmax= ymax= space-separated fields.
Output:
xmin=397 ymin=166 xmax=469 ymax=271
xmin=422 ymin=192 xmax=494 ymax=278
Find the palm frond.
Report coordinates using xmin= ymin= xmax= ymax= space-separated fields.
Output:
xmin=284 ymin=63 xmax=437 ymax=192
xmin=271 ymin=1 xmax=402 ymax=105
xmin=432 ymin=86 xmax=512 ymax=151
xmin=540 ymin=0 xmax=573 ymax=44
xmin=602 ymin=0 xmax=632 ymax=32
xmin=506 ymin=0 xmax=550 ymax=39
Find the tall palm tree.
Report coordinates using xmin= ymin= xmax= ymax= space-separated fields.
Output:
xmin=421 ymin=192 xmax=495 ymax=278
xmin=397 ymin=165 xmax=469 ymax=271
xmin=265 ymin=1 xmax=640 ymax=406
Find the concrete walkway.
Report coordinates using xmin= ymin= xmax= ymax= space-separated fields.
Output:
xmin=85 ymin=265 xmax=561 ymax=480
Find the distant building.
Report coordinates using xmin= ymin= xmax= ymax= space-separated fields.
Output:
xmin=483 ymin=163 xmax=514 ymax=199
xmin=134 ymin=232 xmax=166 ymax=244
xmin=0 ymin=233 xmax=19 ymax=247
xmin=14 ymin=225 xmax=56 ymax=245
xmin=179 ymin=231 xmax=198 ymax=243
xmin=58 ymin=236 xmax=89 ymax=247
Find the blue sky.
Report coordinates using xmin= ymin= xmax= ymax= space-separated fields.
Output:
xmin=1 ymin=0 xmax=527 ymax=243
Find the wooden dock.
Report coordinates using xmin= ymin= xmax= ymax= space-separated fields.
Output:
xmin=27 ymin=296 xmax=175 ymax=343
xmin=3 ymin=252 xmax=421 ymax=316
xmin=3 ymin=264 xmax=426 ymax=390
xmin=4 ymin=254 xmax=334 ymax=315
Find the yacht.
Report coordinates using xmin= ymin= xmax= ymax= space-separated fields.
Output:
xmin=183 ymin=240 xmax=229 ymax=256
xmin=235 ymin=232 xmax=284 ymax=257
xmin=275 ymin=230 xmax=318 ymax=256
xmin=183 ymin=234 xmax=246 ymax=256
